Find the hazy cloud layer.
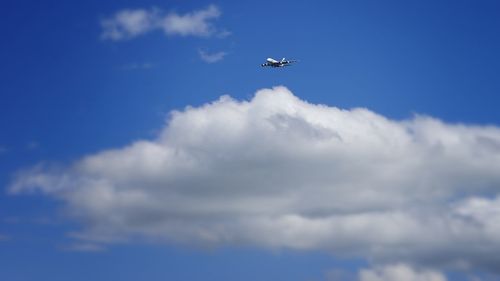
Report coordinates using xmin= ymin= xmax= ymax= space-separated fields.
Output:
xmin=10 ymin=87 xmax=500 ymax=274
xmin=101 ymin=5 xmax=226 ymax=40
xmin=62 ymin=242 xmax=105 ymax=252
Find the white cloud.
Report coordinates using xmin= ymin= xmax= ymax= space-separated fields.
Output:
xmin=198 ymin=49 xmax=227 ymax=63
xmin=359 ymin=264 xmax=447 ymax=281
xmin=10 ymin=87 xmax=500 ymax=274
xmin=101 ymin=5 xmax=226 ymax=41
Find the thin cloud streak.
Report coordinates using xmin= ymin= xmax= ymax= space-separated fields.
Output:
xmin=120 ymin=62 xmax=154 ymax=71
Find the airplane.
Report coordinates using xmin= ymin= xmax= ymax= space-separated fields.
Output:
xmin=261 ymin=57 xmax=298 ymax=68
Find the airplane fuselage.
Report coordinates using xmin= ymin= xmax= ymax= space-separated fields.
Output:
xmin=261 ymin=57 xmax=296 ymax=68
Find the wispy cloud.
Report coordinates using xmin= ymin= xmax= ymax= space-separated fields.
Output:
xmin=101 ymin=5 xmax=227 ymax=41
xmin=101 ymin=8 xmax=158 ymax=41
xmin=10 ymin=87 xmax=500 ymax=275
xmin=359 ymin=264 xmax=447 ymax=281
xmin=27 ymin=141 xmax=39 ymax=150
xmin=198 ymin=49 xmax=227 ymax=63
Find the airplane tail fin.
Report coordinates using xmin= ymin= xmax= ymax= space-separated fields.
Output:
xmin=281 ymin=58 xmax=286 ymax=62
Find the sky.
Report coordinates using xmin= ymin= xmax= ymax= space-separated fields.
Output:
xmin=2 ymin=0 xmax=500 ymax=280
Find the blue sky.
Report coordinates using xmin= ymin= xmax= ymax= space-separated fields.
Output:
xmin=2 ymin=1 xmax=500 ymax=280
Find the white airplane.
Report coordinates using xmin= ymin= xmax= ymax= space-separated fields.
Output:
xmin=261 ymin=57 xmax=298 ymax=68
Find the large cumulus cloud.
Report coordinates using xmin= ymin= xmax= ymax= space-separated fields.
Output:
xmin=10 ymin=86 xmax=500 ymax=273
